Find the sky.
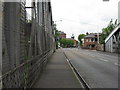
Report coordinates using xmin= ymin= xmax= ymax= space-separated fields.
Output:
xmin=51 ymin=0 xmax=119 ymax=40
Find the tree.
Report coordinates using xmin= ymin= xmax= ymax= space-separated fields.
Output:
xmin=78 ymin=34 xmax=85 ymax=46
xmin=53 ymin=21 xmax=61 ymax=49
xmin=60 ymin=38 xmax=74 ymax=48
xmin=100 ymin=19 xmax=118 ymax=44
xmin=76 ymin=41 xmax=78 ymax=45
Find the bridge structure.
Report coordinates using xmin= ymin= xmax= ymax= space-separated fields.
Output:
xmin=105 ymin=24 xmax=120 ymax=53
xmin=0 ymin=0 xmax=55 ymax=88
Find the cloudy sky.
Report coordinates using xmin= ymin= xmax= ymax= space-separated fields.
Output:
xmin=51 ymin=0 xmax=119 ymax=40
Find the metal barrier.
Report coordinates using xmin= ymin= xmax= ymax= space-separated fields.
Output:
xmin=2 ymin=50 xmax=52 ymax=88
xmin=2 ymin=1 xmax=55 ymax=88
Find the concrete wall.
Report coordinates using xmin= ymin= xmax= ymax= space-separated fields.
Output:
xmin=96 ymin=44 xmax=104 ymax=51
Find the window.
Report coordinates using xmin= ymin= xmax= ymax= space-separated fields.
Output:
xmin=92 ymin=45 xmax=95 ymax=48
xmin=89 ymin=39 xmax=91 ymax=42
xmin=91 ymin=38 xmax=94 ymax=42
xmin=86 ymin=39 xmax=88 ymax=42
xmin=95 ymin=38 xmax=97 ymax=41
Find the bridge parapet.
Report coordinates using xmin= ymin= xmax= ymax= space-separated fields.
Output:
xmin=1 ymin=1 xmax=55 ymax=88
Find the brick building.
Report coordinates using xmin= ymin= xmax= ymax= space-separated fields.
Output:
xmin=59 ymin=31 xmax=66 ymax=39
xmin=83 ymin=33 xmax=99 ymax=50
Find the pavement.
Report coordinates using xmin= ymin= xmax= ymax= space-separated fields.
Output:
xmin=63 ymin=48 xmax=119 ymax=88
xmin=33 ymin=49 xmax=82 ymax=88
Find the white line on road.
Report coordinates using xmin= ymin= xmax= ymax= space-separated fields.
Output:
xmin=114 ymin=63 xmax=120 ymax=66
xmin=103 ymin=60 xmax=108 ymax=62
xmin=99 ymin=58 xmax=108 ymax=62
xmin=90 ymin=55 xmax=96 ymax=57
xmin=104 ymin=54 xmax=110 ymax=56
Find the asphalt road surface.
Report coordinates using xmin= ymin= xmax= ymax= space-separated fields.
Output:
xmin=63 ymin=48 xmax=119 ymax=88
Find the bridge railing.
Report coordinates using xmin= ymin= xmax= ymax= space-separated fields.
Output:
xmin=2 ymin=50 xmax=52 ymax=88
xmin=2 ymin=1 xmax=55 ymax=88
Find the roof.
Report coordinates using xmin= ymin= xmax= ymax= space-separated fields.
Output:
xmin=59 ymin=31 xmax=66 ymax=35
xmin=105 ymin=24 xmax=120 ymax=43
xmin=84 ymin=34 xmax=95 ymax=38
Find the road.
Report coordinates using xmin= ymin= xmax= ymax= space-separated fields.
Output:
xmin=63 ymin=48 xmax=119 ymax=88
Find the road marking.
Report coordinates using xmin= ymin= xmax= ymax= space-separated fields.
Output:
xmin=99 ymin=58 xmax=108 ymax=62
xmin=90 ymin=55 xmax=96 ymax=57
xmin=103 ymin=60 xmax=108 ymax=62
xmin=114 ymin=63 xmax=120 ymax=66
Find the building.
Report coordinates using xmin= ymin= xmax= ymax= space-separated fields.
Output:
xmin=73 ymin=39 xmax=77 ymax=47
xmin=105 ymin=24 xmax=120 ymax=53
xmin=83 ymin=33 xmax=100 ymax=50
xmin=59 ymin=31 xmax=66 ymax=39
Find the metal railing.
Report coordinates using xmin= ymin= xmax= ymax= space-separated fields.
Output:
xmin=1 ymin=50 xmax=52 ymax=88
xmin=2 ymin=1 xmax=55 ymax=88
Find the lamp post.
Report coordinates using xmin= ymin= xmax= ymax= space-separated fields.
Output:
xmin=55 ymin=20 xmax=62 ymax=24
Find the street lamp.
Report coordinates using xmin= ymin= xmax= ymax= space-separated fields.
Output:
xmin=55 ymin=20 xmax=62 ymax=24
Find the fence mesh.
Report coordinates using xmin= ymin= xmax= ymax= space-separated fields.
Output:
xmin=2 ymin=1 xmax=55 ymax=88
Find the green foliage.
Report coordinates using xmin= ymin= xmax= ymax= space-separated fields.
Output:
xmin=99 ymin=33 xmax=106 ymax=44
xmin=53 ymin=21 xmax=61 ymax=49
xmin=78 ymin=34 xmax=85 ymax=46
xmin=56 ymin=41 xmax=58 ymax=49
xmin=76 ymin=41 xmax=78 ymax=44
xmin=53 ymin=22 xmax=59 ymax=40
xmin=55 ymin=30 xmax=59 ymax=40
xmin=100 ymin=19 xmax=117 ymax=44
xmin=60 ymin=38 xmax=74 ymax=48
